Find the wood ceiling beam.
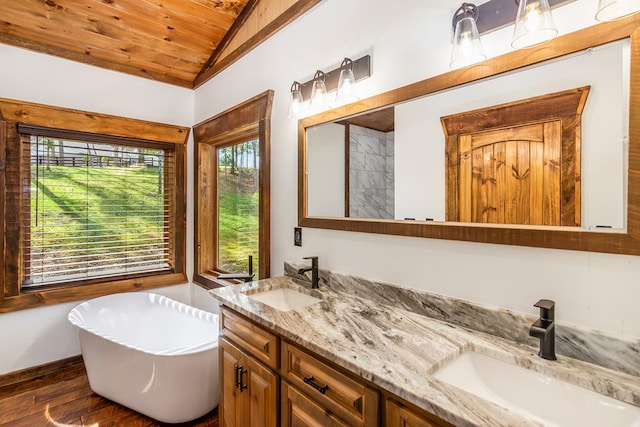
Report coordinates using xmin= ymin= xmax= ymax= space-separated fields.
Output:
xmin=194 ymin=0 xmax=323 ymax=88
xmin=194 ymin=0 xmax=260 ymax=87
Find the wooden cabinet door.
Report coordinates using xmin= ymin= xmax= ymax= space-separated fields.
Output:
xmin=220 ymin=337 xmax=278 ymax=427
xmin=282 ymin=381 xmax=350 ymax=427
xmin=386 ymin=400 xmax=450 ymax=427
xmin=220 ymin=338 xmax=244 ymax=427
xmin=245 ymin=353 xmax=278 ymax=427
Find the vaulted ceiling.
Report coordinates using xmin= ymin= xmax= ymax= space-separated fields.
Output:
xmin=0 ymin=0 xmax=320 ymax=88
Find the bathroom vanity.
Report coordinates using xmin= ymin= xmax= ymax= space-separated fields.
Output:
xmin=210 ymin=268 xmax=640 ymax=427
xmin=218 ymin=305 xmax=446 ymax=426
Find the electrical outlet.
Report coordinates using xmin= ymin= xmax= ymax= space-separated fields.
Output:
xmin=294 ymin=227 xmax=302 ymax=246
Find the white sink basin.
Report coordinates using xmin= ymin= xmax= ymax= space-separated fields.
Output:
xmin=433 ymin=351 xmax=640 ymax=427
xmin=247 ymin=288 xmax=321 ymax=312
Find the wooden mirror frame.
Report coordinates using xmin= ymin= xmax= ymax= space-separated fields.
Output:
xmin=298 ymin=15 xmax=640 ymax=255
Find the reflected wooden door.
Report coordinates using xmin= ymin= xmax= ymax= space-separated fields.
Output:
xmin=458 ymin=121 xmax=567 ymax=226
xmin=442 ymin=86 xmax=588 ymax=227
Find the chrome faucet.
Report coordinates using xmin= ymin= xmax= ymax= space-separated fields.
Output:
xmin=297 ymin=256 xmax=319 ymax=289
xmin=529 ymin=299 xmax=556 ymax=360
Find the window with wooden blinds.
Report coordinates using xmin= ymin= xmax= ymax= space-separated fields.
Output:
xmin=19 ymin=128 xmax=177 ymax=288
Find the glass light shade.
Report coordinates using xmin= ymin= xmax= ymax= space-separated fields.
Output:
xmin=449 ymin=16 xmax=486 ymax=69
xmin=511 ymin=0 xmax=558 ymax=49
xmin=335 ymin=67 xmax=358 ymax=103
xmin=596 ymin=0 xmax=640 ymax=21
xmin=309 ymin=78 xmax=328 ymax=113
xmin=287 ymin=86 xmax=304 ymax=118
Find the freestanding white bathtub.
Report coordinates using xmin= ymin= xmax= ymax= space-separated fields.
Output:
xmin=68 ymin=292 xmax=219 ymax=423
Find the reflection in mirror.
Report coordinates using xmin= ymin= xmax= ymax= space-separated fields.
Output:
xmin=306 ymin=108 xmax=395 ymax=219
xmin=441 ymin=86 xmax=589 ymax=227
xmin=306 ymin=39 xmax=629 ymax=230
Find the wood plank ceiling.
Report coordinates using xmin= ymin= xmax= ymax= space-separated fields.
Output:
xmin=0 ymin=0 xmax=320 ymax=88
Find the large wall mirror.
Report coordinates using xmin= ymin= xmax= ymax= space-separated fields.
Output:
xmin=298 ymin=16 xmax=640 ymax=255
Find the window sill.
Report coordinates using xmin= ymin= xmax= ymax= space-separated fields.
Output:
xmin=0 ymin=272 xmax=187 ymax=313
xmin=193 ymin=272 xmax=245 ymax=290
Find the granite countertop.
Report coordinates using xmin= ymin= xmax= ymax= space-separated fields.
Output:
xmin=209 ymin=275 xmax=640 ymax=427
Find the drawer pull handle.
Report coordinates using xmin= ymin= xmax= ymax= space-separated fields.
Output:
xmin=234 ymin=365 xmax=241 ymax=389
xmin=239 ymin=366 xmax=248 ymax=392
xmin=303 ymin=376 xmax=329 ymax=394
xmin=234 ymin=365 xmax=248 ymax=392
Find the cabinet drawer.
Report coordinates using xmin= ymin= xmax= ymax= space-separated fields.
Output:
xmin=220 ymin=307 xmax=279 ymax=370
xmin=282 ymin=381 xmax=350 ymax=427
xmin=282 ymin=342 xmax=378 ymax=427
xmin=385 ymin=399 xmax=453 ymax=427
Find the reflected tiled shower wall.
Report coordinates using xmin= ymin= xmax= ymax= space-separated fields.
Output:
xmin=349 ymin=125 xmax=394 ymax=219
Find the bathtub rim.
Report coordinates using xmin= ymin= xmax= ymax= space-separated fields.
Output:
xmin=68 ymin=292 xmax=219 ymax=357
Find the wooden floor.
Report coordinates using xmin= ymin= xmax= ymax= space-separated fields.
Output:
xmin=0 ymin=357 xmax=219 ymax=427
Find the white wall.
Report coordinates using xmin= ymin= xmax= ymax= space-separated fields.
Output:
xmin=307 ymin=123 xmax=345 ymax=216
xmin=193 ymin=0 xmax=640 ymax=338
xmin=0 ymin=44 xmax=194 ymax=375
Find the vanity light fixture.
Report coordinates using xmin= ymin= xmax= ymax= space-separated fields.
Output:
xmin=450 ymin=3 xmax=487 ymax=68
xmin=511 ymin=0 xmax=558 ymax=48
xmin=450 ymin=0 xmax=572 ymax=57
xmin=287 ymin=55 xmax=371 ymax=117
xmin=596 ymin=0 xmax=640 ymax=21
xmin=335 ymin=58 xmax=358 ymax=103
xmin=287 ymin=81 xmax=304 ymax=118
xmin=309 ymin=70 xmax=329 ymax=112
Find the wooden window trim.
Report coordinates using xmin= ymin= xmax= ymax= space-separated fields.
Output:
xmin=193 ymin=91 xmax=273 ymax=289
xmin=16 ymin=124 xmax=176 ymax=150
xmin=0 ymin=98 xmax=189 ymax=313
xmin=0 ymin=120 xmax=6 ymax=308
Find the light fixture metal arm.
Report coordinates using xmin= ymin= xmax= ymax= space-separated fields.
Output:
xmin=452 ymin=3 xmax=480 ymax=30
